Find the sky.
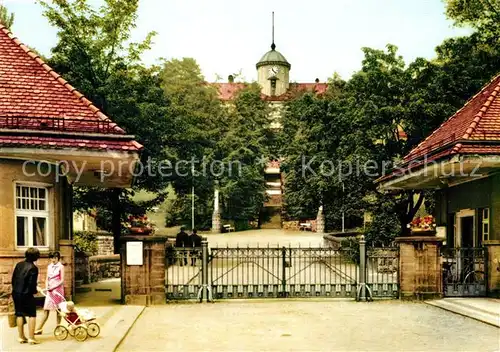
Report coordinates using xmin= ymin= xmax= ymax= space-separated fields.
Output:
xmin=5 ymin=0 xmax=471 ymax=83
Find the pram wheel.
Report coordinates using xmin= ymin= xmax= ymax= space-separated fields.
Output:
xmin=87 ymin=322 xmax=100 ymax=337
xmin=73 ymin=326 xmax=88 ymax=342
xmin=54 ymin=325 xmax=69 ymax=341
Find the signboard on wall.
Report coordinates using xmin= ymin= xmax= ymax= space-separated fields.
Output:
xmin=126 ymin=241 xmax=143 ymax=265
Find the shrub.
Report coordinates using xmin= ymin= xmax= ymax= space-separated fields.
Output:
xmin=74 ymin=231 xmax=98 ymax=255
xmin=340 ymin=237 xmax=360 ymax=264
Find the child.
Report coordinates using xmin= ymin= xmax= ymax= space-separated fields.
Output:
xmin=62 ymin=301 xmax=81 ymax=325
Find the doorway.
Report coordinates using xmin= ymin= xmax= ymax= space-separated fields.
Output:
xmin=455 ymin=209 xmax=475 ymax=248
xmin=460 ymin=216 xmax=474 ymax=248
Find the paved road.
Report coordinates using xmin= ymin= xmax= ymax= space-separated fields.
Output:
xmin=118 ymin=300 xmax=500 ymax=352
xmin=203 ymin=229 xmax=325 ymax=247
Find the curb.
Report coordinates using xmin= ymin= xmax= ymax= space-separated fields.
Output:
xmin=113 ymin=306 xmax=146 ymax=351
xmin=425 ymin=301 xmax=500 ymax=328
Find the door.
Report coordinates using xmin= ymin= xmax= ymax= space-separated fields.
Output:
xmin=461 ymin=216 xmax=474 ymax=248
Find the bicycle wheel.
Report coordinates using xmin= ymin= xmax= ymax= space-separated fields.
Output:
xmin=87 ymin=322 xmax=100 ymax=337
xmin=463 ymin=270 xmax=485 ymax=284
xmin=54 ymin=325 xmax=69 ymax=341
xmin=74 ymin=326 xmax=88 ymax=342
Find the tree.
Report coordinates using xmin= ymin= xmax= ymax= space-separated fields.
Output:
xmin=0 ymin=4 xmax=14 ymax=28
xmin=216 ymin=84 xmax=271 ymax=228
xmin=41 ymin=0 xmax=168 ymax=252
xmin=159 ymin=62 xmax=272 ymax=230
xmin=444 ymin=0 xmax=500 ymax=33
xmin=158 ymin=58 xmax=223 ymax=229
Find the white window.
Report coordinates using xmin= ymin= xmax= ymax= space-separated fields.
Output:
xmin=15 ymin=184 xmax=49 ymax=248
xmin=482 ymin=208 xmax=489 ymax=242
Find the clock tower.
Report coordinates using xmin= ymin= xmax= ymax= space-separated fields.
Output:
xmin=256 ymin=13 xmax=291 ymax=97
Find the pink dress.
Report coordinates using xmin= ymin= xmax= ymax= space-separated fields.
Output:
xmin=43 ymin=262 xmax=65 ymax=310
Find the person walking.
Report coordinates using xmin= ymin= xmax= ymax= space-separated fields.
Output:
xmin=11 ymin=247 xmax=41 ymax=345
xmin=175 ymin=227 xmax=189 ymax=266
xmin=189 ymin=229 xmax=202 ymax=266
xmin=35 ymin=251 xmax=64 ymax=335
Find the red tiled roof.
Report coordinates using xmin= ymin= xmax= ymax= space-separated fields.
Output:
xmin=378 ymin=73 xmax=500 ymax=183
xmin=0 ymin=25 xmax=142 ymax=152
xmin=404 ymin=74 xmax=500 ymax=162
xmin=213 ymin=82 xmax=328 ymax=101
xmin=214 ymin=83 xmax=247 ymax=101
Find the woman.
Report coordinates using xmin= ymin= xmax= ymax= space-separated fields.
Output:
xmin=11 ymin=247 xmax=41 ymax=344
xmin=35 ymin=251 xmax=64 ymax=335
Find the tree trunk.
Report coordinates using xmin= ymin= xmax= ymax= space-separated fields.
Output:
xmin=400 ymin=191 xmax=425 ymax=236
xmin=111 ymin=189 xmax=122 ymax=254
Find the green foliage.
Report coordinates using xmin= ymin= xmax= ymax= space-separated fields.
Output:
xmin=282 ymin=25 xmax=500 ymax=244
xmin=0 ymin=4 xmax=14 ymax=28
xmin=363 ymin=196 xmax=401 ymax=246
xmin=42 ymin=0 xmax=168 ymax=251
xmin=74 ymin=231 xmax=98 ymax=255
xmin=444 ymin=0 xmax=500 ymax=33
xmin=340 ymin=237 xmax=360 ymax=264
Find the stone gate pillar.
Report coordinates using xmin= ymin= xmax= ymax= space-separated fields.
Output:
xmin=396 ymin=236 xmax=444 ymax=300
xmin=484 ymin=240 xmax=500 ymax=297
xmin=120 ymin=235 xmax=168 ymax=305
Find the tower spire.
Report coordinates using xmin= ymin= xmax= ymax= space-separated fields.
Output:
xmin=271 ymin=12 xmax=276 ymax=50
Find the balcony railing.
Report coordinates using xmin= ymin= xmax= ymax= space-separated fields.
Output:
xmin=0 ymin=116 xmax=115 ymax=134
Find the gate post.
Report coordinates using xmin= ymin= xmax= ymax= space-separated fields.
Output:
xmin=281 ymin=247 xmax=287 ymax=297
xmin=120 ymin=235 xmax=168 ymax=305
xmin=356 ymin=235 xmax=370 ymax=301
xmin=199 ymin=238 xmax=212 ymax=302
xmin=483 ymin=240 xmax=500 ymax=297
xmin=395 ymin=236 xmax=443 ymax=300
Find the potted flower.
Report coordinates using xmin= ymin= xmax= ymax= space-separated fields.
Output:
xmin=407 ymin=215 xmax=436 ymax=236
xmin=126 ymin=215 xmax=155 ymax=235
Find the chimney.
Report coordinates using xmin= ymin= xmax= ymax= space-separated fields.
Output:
xmin=315 ymin=78 xmax=320 ymax=83
xmin=228 ymin=75 xmax=234 ymax=83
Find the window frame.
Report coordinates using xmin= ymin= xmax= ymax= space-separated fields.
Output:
xmin=481 ymin=208 xmax=490 ymax=243
xmin=14 ymin=182 xmax=51 ymax=250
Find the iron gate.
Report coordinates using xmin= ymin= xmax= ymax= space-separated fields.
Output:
xmin=366 ymin=247 xmax=399 ymax=298
xmin=209 ymin=246 xmax=358 ymax=299
xmin=165 ymin=239 xmax=400 ymax=301
xmin=441 ymin=247 xmax=487 ymax=297
xmin=165 ymin=247 xmax=202 ymax=300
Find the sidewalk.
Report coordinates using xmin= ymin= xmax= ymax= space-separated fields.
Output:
xmin=1 ymin=279 xmax=144 ymax=352
xmin=425 ymin=298 xmax=500 ymax=328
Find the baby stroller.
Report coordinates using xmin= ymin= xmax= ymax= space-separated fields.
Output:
xmin=41 ymin=289 xmax=100 ymax=342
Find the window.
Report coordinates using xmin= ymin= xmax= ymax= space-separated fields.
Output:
xmin=481 ymin=208 xmax=489 ymax=243
xmin=15 ymin=185 xmax=49 ymax=248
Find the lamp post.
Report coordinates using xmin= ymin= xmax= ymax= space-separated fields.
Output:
xmin=191 ymin=163 xmax=195 ymax=230
xmin=341 ymin=181 xmax=345 ymax=233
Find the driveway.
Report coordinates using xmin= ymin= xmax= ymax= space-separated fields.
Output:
xmin=118 ymin=300 xmax=500 ymax=352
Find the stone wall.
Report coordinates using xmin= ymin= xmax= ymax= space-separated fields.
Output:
xmin=97 ymin=234 xmax=114 ymax=256
xmin=89 ymin=255 xmax=120 ymax=282
xmin=74 ymin=253 xmax=120 ymax=284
